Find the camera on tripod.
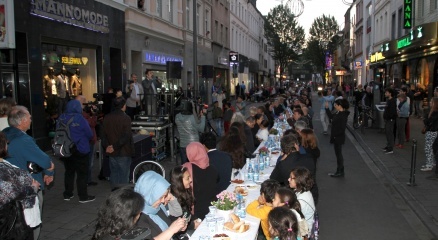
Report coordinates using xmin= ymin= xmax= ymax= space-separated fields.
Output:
xmin=83 ymin=93 xmax=104 ymax=114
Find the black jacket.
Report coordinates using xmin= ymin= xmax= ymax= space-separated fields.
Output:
xmin=325 ymin=109 xmax=350 ymax=145
xmin=207 ymin=150 xmax=232 ymax=194
xmin=424 ymin=111 xmax=438 ymax=132
xmin=192 ymin=165 xmax=218 ymax=219
xmin=270 ymin=152 xmax=315 ymax=185
xmin=383 ymin=98 xmax=397 ymax=121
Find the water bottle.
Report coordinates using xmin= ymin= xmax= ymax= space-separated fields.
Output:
xmin=253 ymin=169 xmax=259 ymax=182
xmin=247 ymin=160 xmax=254 ymax=182
xmin=236 ymin=194 xmax=246 ymax=218
xmin=265 ymin=156 xmax=271 ymax=168
xmin=258 ymin=154 xmax=264 ymax=171
xmin=253 ymin=159 xmax=259 ymax=175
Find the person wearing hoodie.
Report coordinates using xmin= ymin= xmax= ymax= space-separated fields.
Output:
xmin=58 ymin=99 xmax=94 ymax=203
xmin=3 ymin=105 xmax=55 ymax=239
xmin=325 ymin=98 xmax=350 ymax=177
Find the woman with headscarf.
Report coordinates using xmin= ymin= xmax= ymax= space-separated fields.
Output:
xmin=134 ymin=171 xmax=188 ymax=240
xmin=182 ymin=142 xmax=218 ymax=219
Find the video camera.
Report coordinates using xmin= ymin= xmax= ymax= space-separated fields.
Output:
xmin=176 ymin=98 xmax=208 ymax=114
xmin=83 ymin=93 xmax=104 ymax=114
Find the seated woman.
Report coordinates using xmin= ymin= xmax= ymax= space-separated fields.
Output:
xmin=168 ymin=166 xmax=201 ymax=231
xmin=269 ymin=134 xmax=315 ymax=186
xmin=182 ymin=142 xmax=218 ymax=219
xmin=0 ymin=131 xmax=40 ymax=240
xmin=92 ymin=187 xmax=146 ymax=239
xmin=289 ymin=167 xmax=316 ymax=230
xmin=134 ymin=171 xmax=188 ymax=240
xmin=256 ymin=120 xmax=270 ymax=142
xmin=219 ymin=126 xmax=246 ymax=169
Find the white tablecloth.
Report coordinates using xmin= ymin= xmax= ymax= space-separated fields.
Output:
xmin=190 ymin=141 xmax=280 ymax=240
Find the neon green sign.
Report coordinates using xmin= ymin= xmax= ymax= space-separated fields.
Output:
xmin=404 ymin=0 xmax=412 ymax=29
xmin=397 ymin=37 xmax=412 ymax=49
xmin=397 ymin=26 xmax=423 ymax=49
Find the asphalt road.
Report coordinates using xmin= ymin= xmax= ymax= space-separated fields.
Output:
xmin=313 ymin=100 xmax=426 ymax=239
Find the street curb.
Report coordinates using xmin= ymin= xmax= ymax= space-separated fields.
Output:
xmin=346 ymin=124 xmax=438 ymax=239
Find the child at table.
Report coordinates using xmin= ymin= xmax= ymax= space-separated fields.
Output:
xmin=272 ymin=187 xmax=309 ymax=239
xmin=246 ymin=179 xmax=280 ymax=239
xmin=268 ymin=207 xmax=298 ymax=240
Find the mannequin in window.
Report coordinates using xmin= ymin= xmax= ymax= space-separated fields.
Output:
xmin=43 ymin=67 xmax=58 ymax=115
xmin=56 ymin=66 xmax=70 ymax=115
xmin=70 ymin=68 xmax=82 ymax=97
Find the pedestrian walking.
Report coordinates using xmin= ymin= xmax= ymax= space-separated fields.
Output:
xmin=421 ymin=97 xmax=438 ymax=172
xmin=325 ymin=98 xmax=350 ymax=177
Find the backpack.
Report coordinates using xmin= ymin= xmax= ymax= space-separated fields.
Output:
xmin=52 ymin=117 xmax=75 ymax=157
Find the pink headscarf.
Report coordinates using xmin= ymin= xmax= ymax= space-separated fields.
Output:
xmin=182 ymin=142 xmax=209 ymax=186
xmin=182 ymin=142 xmax=209 ymax=215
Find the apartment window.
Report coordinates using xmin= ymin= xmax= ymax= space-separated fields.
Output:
xmin=186 ymin=0 xmax=190 ymax=30
xmin=420 ymin=0 xmax=425 ymax=16
xmin=197 ymin=4 xmax=200 ymax=34
xmin=264 ymin=59 xmax=267 ymax=68
xmin=169 ymin=0 xmax=174 ymax=23
xmin=398 ymin=8 xmax=402 ymax=38
xmin=215 ymin=21 xmax=218 ymax=42
xmin=157 ymin=0 xmax=162 ymax=18
xmin=391 ymin=13 xmax=396 ymax=40
xmin=238 ymin=2 xmax=240 ymax=18
xmin=220 ymin=24 xmax=223 ymax=44
xmin=435 ymin=0 xmax=438 ymax=9
xmin=225 ymin=27 xmax=228 ymax=47
xmin=205 ymin=9 xmax=210 ymax=36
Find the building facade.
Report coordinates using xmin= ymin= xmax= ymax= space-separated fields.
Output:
xmin=1 ymin=0 xmax=126 ymax=147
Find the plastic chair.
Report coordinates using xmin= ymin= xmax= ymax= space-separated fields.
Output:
xmin=132 ymin=161 xmax=166 ymax=184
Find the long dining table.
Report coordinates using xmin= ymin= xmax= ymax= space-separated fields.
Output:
xmin=189 ymin=140 xmax=282 ymax=240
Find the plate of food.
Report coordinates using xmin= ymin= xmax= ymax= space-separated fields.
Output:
xmin=230 ymin=179 xmax=244 ymax=184
xmin=224 ymin=213 xmax=250 ymax=233
xmin=234 ymin=186 xmax=248 ymax=196
xmin=213 ymin=233 xmax=231 ymax=240
xmin=237 ymin=183 xmax=258 ymax=189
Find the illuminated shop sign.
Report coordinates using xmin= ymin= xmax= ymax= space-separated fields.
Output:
xmin=404 ymin=0 xmax=412 ymax=29
xmin=30 ymin=0 xmax=110 ymax=33
xmin=380 ymin=43 xmax=390 ymax=52
xmin=143 ymin=51 xmax=183 ymax=65
xmin=370 ymin=52 xmax=385 ymax=63
xmin=61 ymin=56 xmax=88 ymax=65
xmin=229 ymin=51 xmax=239 ymax=62
xmin=355 ymin=61 xmax=362 ymax=69
xmin=397 ymin=27 xmax=423 ymax=49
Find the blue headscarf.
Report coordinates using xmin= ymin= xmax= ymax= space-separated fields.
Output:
xmin=134 ymin=171 xmax=170 ymax=231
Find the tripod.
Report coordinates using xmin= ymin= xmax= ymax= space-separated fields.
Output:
xmin=205 ymin=110 xmax=219 ymax=136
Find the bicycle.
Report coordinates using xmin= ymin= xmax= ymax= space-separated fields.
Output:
xmin=353 ymin=105 xmax=375 ymax=131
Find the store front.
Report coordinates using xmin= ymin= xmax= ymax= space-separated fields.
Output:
xmin=141 ymin=50 xmax=184 ymax=90
xmin=383 ymin=22 xmax=438 ymax=97
xmin=3 ymin=0 xmax=126 ymax=147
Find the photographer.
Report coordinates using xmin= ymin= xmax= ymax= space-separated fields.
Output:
xmin=76 ymin=95 xmax=98 ymax=186
xmin=175 ymin=100 xmax=206 ymax=164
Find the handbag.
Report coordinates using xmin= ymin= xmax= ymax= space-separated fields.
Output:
xmin=0 ymin=200 xmax=32 ymax=240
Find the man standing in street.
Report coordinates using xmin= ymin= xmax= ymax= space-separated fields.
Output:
xmin=126 ymin=73 xmax=143 ymax=119
xmin=3 ymin=105 xmax=55 ymax=239
xmin=383 ymin=88 xmax=397 ymax=154
xmin=142 ymin=70 xmax=158 ymax=117
xmin=102 ymin=97 xmax=134 ymax=189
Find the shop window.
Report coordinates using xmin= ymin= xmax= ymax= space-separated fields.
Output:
xmin=41 ymin=43 xmax=97 ymax=116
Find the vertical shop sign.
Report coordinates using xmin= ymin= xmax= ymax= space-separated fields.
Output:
xmin=404 ymin=0 xmax=412 ymax=29
xmin=0 ymin=0 xmax=15 ymax=49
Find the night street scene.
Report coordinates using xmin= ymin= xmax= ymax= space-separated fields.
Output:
xmin=0 ymin=0 xmax=438 ymax=240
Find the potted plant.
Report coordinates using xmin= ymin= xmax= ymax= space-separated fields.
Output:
xmin=211 ymin=190 xmax=238 ymax=219
xmin=259 ymin=146 xmax=269 ymax=155
xmin=269 ymin=128 xmax=278 ymax=135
